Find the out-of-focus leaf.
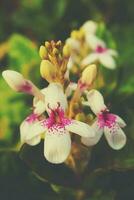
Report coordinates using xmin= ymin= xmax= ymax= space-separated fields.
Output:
xmin=8 ymin=34 xmax=40 ymax=82
xmin=20 ymin=140 xmax=80 ymax=188
xmin=0 ymin=151 xmax=61 ymax=200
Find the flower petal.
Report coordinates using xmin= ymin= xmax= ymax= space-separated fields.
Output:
xmin=20 ymin=119 xmax=44 ymax=144
xmin=104 ymin=124 xmax=126 ymax=150
xmin=86 ymin=89 xmax=107 ymax=115
xmin=45 ymin=83 xmax=68 ymax=112
xmin=107 ymin=49 xmax=118 ymax=57
xmin=65 ymin=120 xmax=95 ymax=138
xmin=99 ymin=54 xmax=116 ymax=69
xmin=82 ymin=20 xmax=97 ymax=35
xmin=81 ymin=53 xmax=98 ymax=66
xmin=81 ymin=121 xmax=103 ymax=146
xmin=44 ymin=128 xmax=71 ymax=164
xmin=115 ymin=115 xmax=126 ymax=127
xmin=86 ymin=34 xmax=106 ymax=49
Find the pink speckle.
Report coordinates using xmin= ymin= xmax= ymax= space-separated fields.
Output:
xmin=97 ymin=110 xmax=116 ymax=129
xmin=19 ymin=81 xmax=32 ymax=93
xmin=26 ymin=113 xmax=38 ymax=123
xmin=42 ymin=107 xmax=72 ymax=130
xmin=95 ymin=45 xmax=107 ymax=54
xmin=78 ymin=80 xmax=88 ymax=91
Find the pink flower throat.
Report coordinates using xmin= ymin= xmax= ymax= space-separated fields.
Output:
xmin=98 ymin=110 xmax=116 ymax=128
xmin=95 ymin=45 xmax=107 ymax=53
xmin=43 ymin=107 xmax=71 ymax=129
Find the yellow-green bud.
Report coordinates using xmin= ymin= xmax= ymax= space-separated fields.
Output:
xmin=63 ymin=44 xmax=70 ymax=57
xmin=80 ymin=64 xmax=97 ymax=88
xmin=39 ymin=45 xmax=47 ymax=59
xmin=40 ymin=60 xmax=57 ymax=83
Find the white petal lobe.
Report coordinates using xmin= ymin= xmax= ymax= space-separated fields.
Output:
xmin=86 ymin=89 xmax=106 ymax=115
xmin=99 ymin=54 xmax=116 ymax=69
xmin=81 ymin=121 xmax=103 ymax=146
xmin=104 ymin=125 xmax=126 ymax=150
xmin=20 ymin=119 xmax=44 ymax=144
xmin=65 ymin=120 xmax=95 ymax=138
xmin=44 ymin=129 xmax=71 ymax=164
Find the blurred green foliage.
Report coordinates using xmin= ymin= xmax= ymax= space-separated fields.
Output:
xmin=0 ymin=0 xmax=134 ymax=199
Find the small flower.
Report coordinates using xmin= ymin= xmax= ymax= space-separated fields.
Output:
xmin=82 ymin=35 xmax=118 ymax=69
xmin=20 ymin=82 xmax=95 ymax=164
xmin=81 ymin=90 xmax=126 ymax=150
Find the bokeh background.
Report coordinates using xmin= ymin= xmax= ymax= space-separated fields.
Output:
xmin=0 ymin=0 xmax=134 ymax=199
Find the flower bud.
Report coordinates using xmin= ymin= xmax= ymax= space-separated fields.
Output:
xmin=78 ymin=64 xmax=97 ymax=90
xmin=63 ymin=44 xmax=70 ymax=57
xmin=2 ymin=70 xmax=30 ymax=92
xmin=40 ymin=60 xmax=57 ymax=83
xmin=39 ymin=45 xmax=47 ymax=59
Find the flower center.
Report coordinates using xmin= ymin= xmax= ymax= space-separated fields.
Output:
xmin=95 ymin=45 xmax=107 ymax=53
xmin=43 ymin=107 xmax=71 ymax=129
xmin=98 ymin=110 xmax=116 ymax=128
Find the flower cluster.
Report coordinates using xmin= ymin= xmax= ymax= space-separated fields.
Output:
xmin=2 ymin=21 xmax=126 ymax=165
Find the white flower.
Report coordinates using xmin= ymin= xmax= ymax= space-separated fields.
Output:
xmin=81 ymin=35 xmax=118 ymax=69
xmin=81 ymin=90 xmax=126 ymax=150
xmin=81 ymin=20 xmax=97 ymax=35
xmin=20 ymin=83 xmax=95 ymax=164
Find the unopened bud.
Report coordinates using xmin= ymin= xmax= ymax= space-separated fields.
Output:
xmin=39 ymin=45 xmax=47 ymax=59
xmin=45 ymin=41 xmax=51 ymax=49
xmin=79 ymin=64 xmax=97 ymax=90
xmin=2 ymin=70 xmax=30 ymax=92
xmin=63 ymin=44 xmax=70 ymax=57
xmin=40 ymin=60 xmax=57 ymax=83
xmin=71 ymin=30 xmax=79 ymax=39
xmin=56 ymin=40 xmax=62 ymax=47
xmin=53 ymin=47 xmax=59 ymax=55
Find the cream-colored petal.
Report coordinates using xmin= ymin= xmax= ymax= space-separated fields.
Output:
xmin=99 ymin=54 xmax=116 ymax=69
xmin=44 ymin=83 xmax=68 ymax=112
xmin=86 ymin=89 xmax=107 ymax=115
xmin=65 ymin=120 xmax=95 ymax=138
xmin=44 ymin=129 xmax=71 ymax=164
xmin=20 ymin=119 xmax=44 ymax=144
xmin=82 ymin=20 xmax=97 ymax=35
xmin=86 ymin=35 xmax=106 ymax=50
xmin=81 ymin=53 xmax=98 ymax=66
xmin=81 ymin=121 xmax=103 ymax=146
xmin=104 ymin=125 xmax=126 ymax=150
xmin=107 ymin=49 xmax=118 ymax=57
xmin=26 ymin=136 xmax=41 ymax=146
xmin=66 ymin=38 xmax=80 ymax=50
xmin=115 ymin=115 xmax=126 ymax=128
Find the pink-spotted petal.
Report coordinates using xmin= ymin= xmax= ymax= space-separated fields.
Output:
xmin=99 ymin=54 xmax=116 ymax=69
xmin=44 ymin=128 xmax=71 ymax=164
xmin=86 ymin=89 xmax=107 ymax=115
xmin=81 ymin=121 xmax=103 ymax=146
xmin=104 ymin=125 xmax=126 ymax=150
xmin=65 ymin=120 xmax=95 ymax=138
